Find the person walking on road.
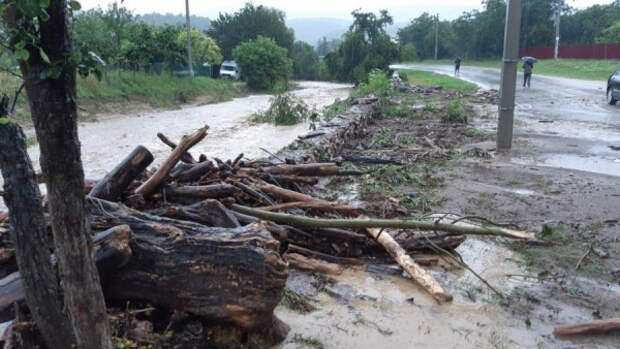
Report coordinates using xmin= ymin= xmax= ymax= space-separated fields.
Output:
xmin=523 ymin=60 xmax=533 ymax=88
xmin=454 ymin=56 xmax=462 ymax=76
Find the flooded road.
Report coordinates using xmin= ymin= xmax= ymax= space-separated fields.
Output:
xmin=392 ymin=64 xmax=620 ymax=177
xmin=0 ymin=81 xmax=351 ymax=208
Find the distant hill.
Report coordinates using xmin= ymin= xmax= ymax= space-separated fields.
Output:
xmin=287 ymin=17 xmax=407 ymax=46
xmin=286 ymin=18 xmax=351 ymax=45
xmin=138 ymin=13 xmax=211 ymax=31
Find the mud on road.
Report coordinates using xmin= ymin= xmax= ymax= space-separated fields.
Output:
xmin=276 ymin=84 xmax=619 ymax=348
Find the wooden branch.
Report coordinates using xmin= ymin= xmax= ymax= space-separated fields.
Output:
xmin=170 ymin=161 xmax=215 ymax=183
xmin=234 ymin=182 xmax=276 ymax=206
xmin=231 ymin=205 xmax=536 ymax=240
xmin=0 ymin=212 xmax=6 ymax=224
xmin=365 ymin=225 xmax=452 ymax=302
xmin=287 ymin=244 xmax=364 ymax=265
xmin=89 ymin=146 xmax=154 ymax=201
xmin=259 ymin=201 xmax=363 ymax=216
xmin=137 ymin=126 xmax=209 ymax=197
xmin=284 ymin=253 xmax=343 ymax=275
xmin=157 ymin=132 xmax=197 ymax=164
xmin=151 ymin=200 xmax=240 ymax=228
xmin=254 ymin=182 xmax=321 ymax=203
xmin=262 ymin=163 xmax=341 ymax=177
xmin=553 ymin=319 xmax=620 ymax=337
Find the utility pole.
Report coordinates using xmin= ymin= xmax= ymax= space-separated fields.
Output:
xmin=434 ymin=14 xmax=439 ymax=60
xmin=497 ymin=0 xmax=522 ymax=152
xmin=554 ymin=9 xmax=561 ymax=60
xmin=185 ymin=0 xmax=195 ymax=81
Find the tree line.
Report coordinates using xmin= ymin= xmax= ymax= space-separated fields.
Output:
xmin=398 ymin=0 xmax=620 ymax=60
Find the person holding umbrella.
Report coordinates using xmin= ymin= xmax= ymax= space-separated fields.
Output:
xmin=522 ymin=56 xmax=537 ymax=88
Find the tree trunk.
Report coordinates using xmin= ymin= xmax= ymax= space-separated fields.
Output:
xmin=87 ymin=198 xmax=288 ymax=331
xmin=13 ymin=1 xmax=113 ymax=347
xmin=0 ymin=121 xmax=76 ymax=348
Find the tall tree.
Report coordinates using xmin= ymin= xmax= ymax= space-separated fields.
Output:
xmin=291 ymin=41 xmax=319 ymax=80
xmin=208 ymin=3 xmax=294 ymax=59
xmin=325 ymin=10 xmax=399 ymax=82
xmin=102 ymin=1 xmax=133 ymax=61
xmin=2 ymin=0 xmax=113 ymax=347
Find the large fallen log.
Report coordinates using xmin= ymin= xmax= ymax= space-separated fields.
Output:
xmin=89 ymin=146 xmax=154 ymax=201
xmin=0 ymin=225 xmax=134 ymax=319
xmin=86 ymin=198 xmax=289 ymax=331
xmin=231 ymin=205 xmax=536 ymax=240
xmin=137 ymin=126 xmax=209 ymax=197
xmin=365 ymin=226 xmax=452 ymax=302
xmin=553 ymin=319 xmax=620 ymax=337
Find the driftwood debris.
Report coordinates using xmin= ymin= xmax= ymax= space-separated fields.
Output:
xmin=284 ymin=253 xmax=343 ymax=275
xmin=553 ymin=318 xmax=620 ymax=337
xmin=157 ymin=132 xmax=197 ymax=164
xmin=89 ymin=146 xmax=154 ymax=201
xmin=365 ymin=226 xmax=452 ymax=302
xmin=136 ymin=126 xmax=209 ymax=197
xmin=231 ymin=205 xmax=536 ymax=240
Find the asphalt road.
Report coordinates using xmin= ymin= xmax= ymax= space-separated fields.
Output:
xmin=392 ymin=64 xmax=620 ymax=177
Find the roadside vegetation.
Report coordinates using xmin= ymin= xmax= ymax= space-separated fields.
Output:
xmin=252 ymin=93 xmax=318 ymax=126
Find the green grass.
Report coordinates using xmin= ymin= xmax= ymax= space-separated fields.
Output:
xmin=400 ymin=69 xmax=479 ymax=93
xmin=1 ymin=70 xmax=242 ymax=124
xmin=410 ymin=58 xmax=620 ymax=81
xmin=78 ymin=70 xmax=241 ymax=107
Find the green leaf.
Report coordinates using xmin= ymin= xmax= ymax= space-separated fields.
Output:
xmin=39 ymin=48 xmax=51 ymax=64
xmin=0 ymin=118 xmax=12 ymax=125
xmin=39 ymin=8 xmax=50 ymax=22
xmin=39 ymin=0 xmax=50 ymax=9
xmin=15 ymin=48 xmax=30 ymax=62
xmin=16 ymin=0 xmax=41 ymax=18
xmin=69 ymin=1 xmax=81 ymax=11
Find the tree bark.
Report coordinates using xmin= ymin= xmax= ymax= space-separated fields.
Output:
xmin=0 ymin=225 xmax=134 ymax=319
xmin=151 ymin=199 xmax=241 ymax=228
xmin=164 ymin=184 xmax=240 ymax=204
xmin=12 ymin=1 xmax=113 ymax=346
xmin=0 ymin=121 xmax=76 ymax=347
xmin=89 ymin=146 xmax=154 ymax=201
xmin=86 ymin=198 xmax=289 ymax=330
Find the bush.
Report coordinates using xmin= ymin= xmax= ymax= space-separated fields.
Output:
xmin=252 ymin=93 xmax=318 ymax=125
xmin=443 ymin=99 xmax=468 ymax=123
xmin=233 ymin=36 xmax=293 ymax=91
xmin=356 ymin=70 xmax=391 ymax=97
xmin=322 ymin=98 xmax=348 ymax=121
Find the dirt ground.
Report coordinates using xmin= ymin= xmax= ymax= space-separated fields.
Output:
xmin=276 ymin=86 xmax=620 ymax=348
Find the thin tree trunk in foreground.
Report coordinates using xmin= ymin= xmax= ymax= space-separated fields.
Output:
xmin=11 ymin=0 xmax=113 ymax=347
xmin=553 ymin=318 xmax=620 ymax=337
xmin=0 ymin=121 xmax=76 ymax=348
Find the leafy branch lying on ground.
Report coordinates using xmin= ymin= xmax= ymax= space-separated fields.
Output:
xmin=443 ymin=99 xmax=468 ymax=123
xmin=252 ymin=93 xmax=318 ymax=126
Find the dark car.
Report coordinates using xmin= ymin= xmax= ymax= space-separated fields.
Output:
xmin=608 ymin=68 xmax=620 ymax=105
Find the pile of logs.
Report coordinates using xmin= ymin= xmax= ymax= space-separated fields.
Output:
xmin=0 ymin=124 xmax=535 ymax=345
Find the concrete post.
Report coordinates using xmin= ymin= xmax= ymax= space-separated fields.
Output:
xmin=497 ymin=0 xmax=522 ymax=152
xmin=185 ymin=0 xmax=195 ymax=81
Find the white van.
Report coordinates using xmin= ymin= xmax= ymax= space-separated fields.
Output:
xmin=220 ymin=61 xmax=241 ymax=81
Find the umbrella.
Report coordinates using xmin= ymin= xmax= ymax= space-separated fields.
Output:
xmin=522 ymin=56 xmax=538 ymax=64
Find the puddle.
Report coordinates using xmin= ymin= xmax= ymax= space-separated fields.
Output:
xmin=277 ymin=238 xmax=557 ymax=348
xmin=514 ymin=154 xmax=620 ymax=178
xmin=0 ymin=81 xmax=351 ymax=209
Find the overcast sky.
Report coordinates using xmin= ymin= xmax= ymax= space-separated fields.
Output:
xmin=79 ymin=0 xmax=616 ymax=22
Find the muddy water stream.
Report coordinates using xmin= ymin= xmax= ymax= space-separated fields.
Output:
xmin=0 ymin=81 xmax=351 ymax=209
xmin=277 ymin=239 xmax=546 ymax=348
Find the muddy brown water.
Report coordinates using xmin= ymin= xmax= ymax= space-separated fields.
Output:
xmin=0 ymin=81 xmax=351 ymax=209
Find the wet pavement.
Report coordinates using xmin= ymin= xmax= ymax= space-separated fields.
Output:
xmin=392 ymin=64 xmax=620 ymax=178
